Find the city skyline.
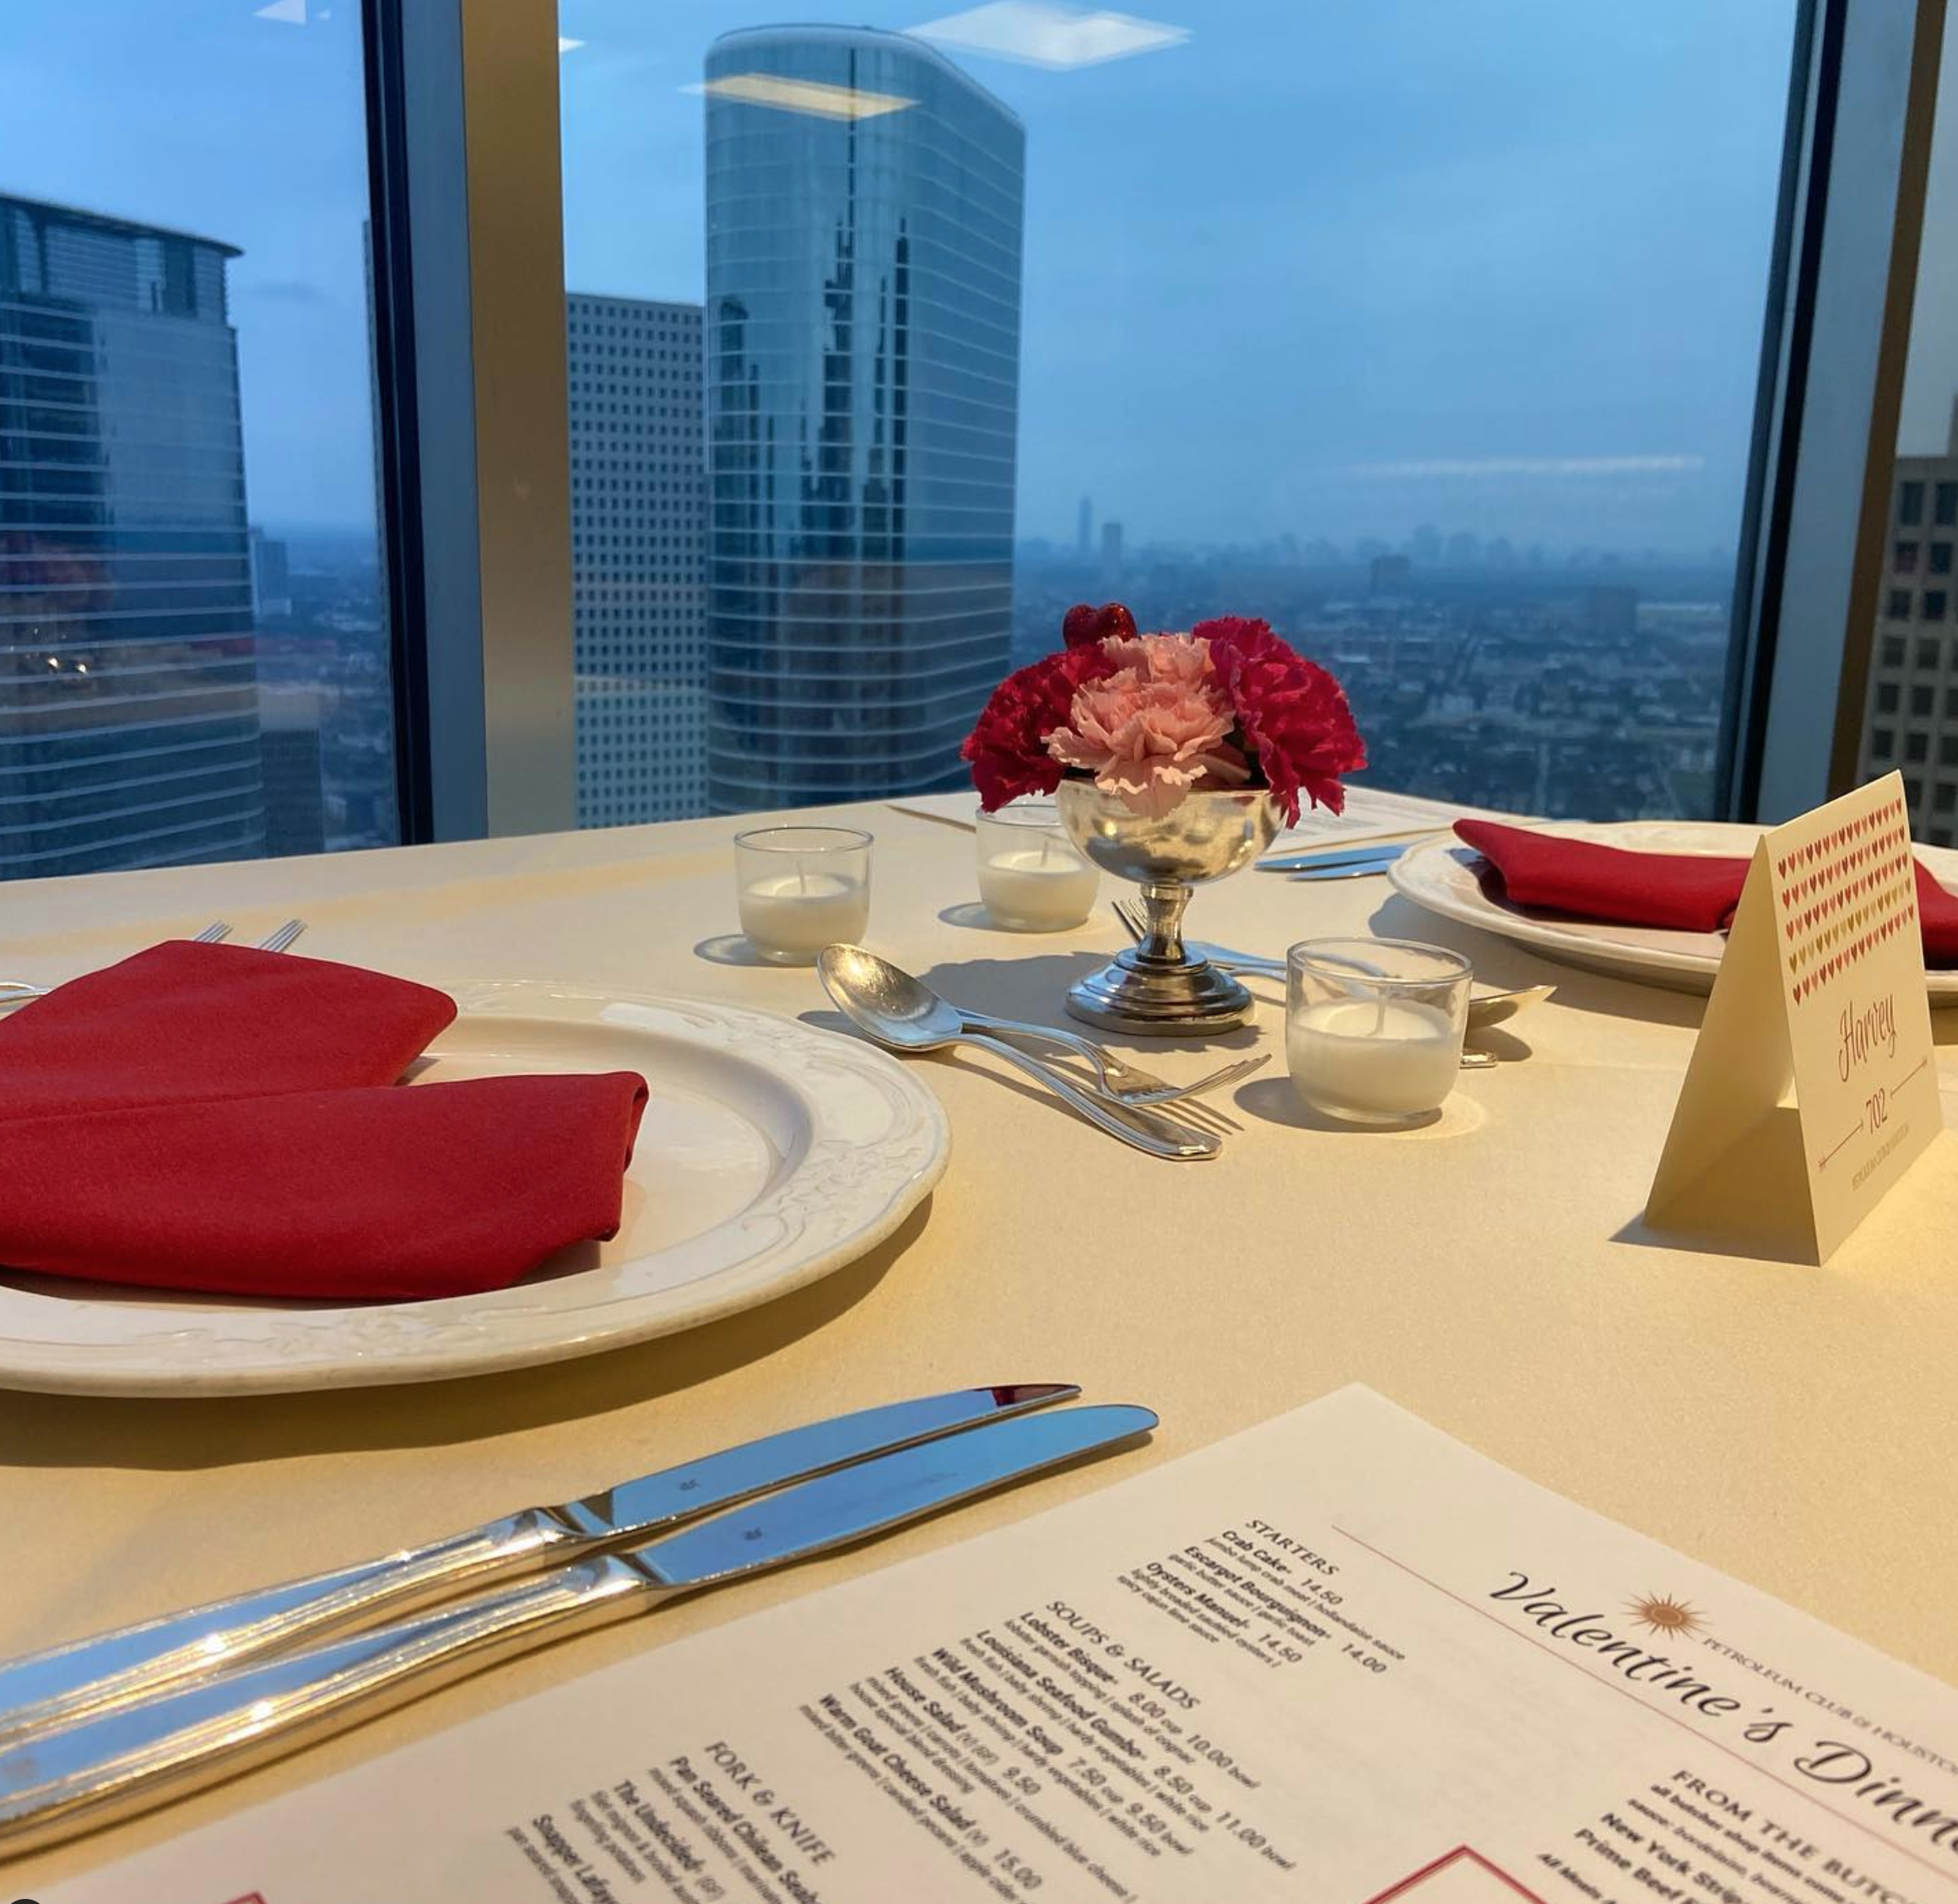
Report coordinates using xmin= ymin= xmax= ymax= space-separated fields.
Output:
xmin=1 ymin=0 xmax=1852 ymax=554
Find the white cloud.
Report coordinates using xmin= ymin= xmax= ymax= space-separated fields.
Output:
xmin=909 ymin=2 xmax=1187 ymax=70
xmin=559 ymin=37 xmax=585 ymax=55
xmin=1354 ymin=456 xmax=1706 ymax=480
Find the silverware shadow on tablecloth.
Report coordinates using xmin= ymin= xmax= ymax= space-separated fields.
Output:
xmin=0 ymin=1199 xmax=930 ymax=1470
xmin=911 ymin=953 xmax=1264 ymax=1052
xmin=1362 ymin=893 xmax=1710 ymax=1031
xmin=1609 ymin=1106 xmax=1820 ymax=1266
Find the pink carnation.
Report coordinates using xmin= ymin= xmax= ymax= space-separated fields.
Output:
xmin=1046 ymin=634 xmax=1250 ymax=819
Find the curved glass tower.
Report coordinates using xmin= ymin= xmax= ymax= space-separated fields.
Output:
xmin=704 ymin=26 xmax=1024 ymax=812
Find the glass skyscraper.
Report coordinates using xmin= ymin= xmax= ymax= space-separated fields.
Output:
xmin=0 ymin=194 xmax=264 ymax=879
xmin=703 ymin=26 xmax=1025 ymax=813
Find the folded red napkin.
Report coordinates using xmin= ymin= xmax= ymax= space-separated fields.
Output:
xmin=1455 ymin=819 xmax=1958 ymax=966
xmin=0 ymin=1074 xmax=649 ymax=1300
xmin=0 ymin=939 xmax=456 ymax=1120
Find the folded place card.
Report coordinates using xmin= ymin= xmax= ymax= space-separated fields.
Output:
xmin=1646 ymin=771 xmax=1942 ymax=1262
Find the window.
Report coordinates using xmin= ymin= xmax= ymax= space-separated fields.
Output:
xmin=1929 ymin=592 xmax=1951 ymax=622
xmin=560 ymin=1 xmax=1798 ymax=823
xmin=1873 ymin=728 xmax=1896 ymax=758
xmin=1907 ymin=733 xmax=1929 ymax=763
xmin=1901 ymin=479 xmax=1926 ymax=525
xmin=1878 ymin=682 xmax=1900 ymax=713
xmin=1938 ymin=782 xmax=1958 ymax=812
xmin=1 ymin=8 xmax=397 ymax=880
xmin=1933 ymin=544 xmax=1953 ymax=575
xmin=1897 ymin=540 xmax=1923 ymax=572
xmin=1941 ymin=734 xmax=1958 ymax=767
xmin=1888 ymin=588 xmax=1914 ymax=619
xmin=1911 ymin=684 xmax=1934 ymax=716
xmin=1919 ymin=638 xmax=1941 ymax=668
xmin=1885 ymin=635 xmax=1909 ymax=666
xmin=1939 ymin=482 xmax=1958 ymax=527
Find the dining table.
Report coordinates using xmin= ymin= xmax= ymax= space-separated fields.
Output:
xmin=7 ymin=783 xmax=1958 ymax=1890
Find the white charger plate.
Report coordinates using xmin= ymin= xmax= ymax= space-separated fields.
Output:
xmin=0 ymin=982 xmax=949 ymax=1396
xmin=1389 ymin=819 xmax=1958 ymax=1003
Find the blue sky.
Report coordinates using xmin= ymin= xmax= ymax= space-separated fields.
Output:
xmin=1 ymin=1 xmax=1861 ymax=554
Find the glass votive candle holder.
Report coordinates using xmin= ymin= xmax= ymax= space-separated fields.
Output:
xmin=1285 ymin=938 xmax=1470 ymax=1126
xmin=976 ymin=798 xmax=1099 ymax=932
xmin=735 ymin=825 xmax=873 ymax=965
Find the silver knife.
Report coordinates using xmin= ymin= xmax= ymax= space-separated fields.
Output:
xmin=0 ymin=1403 xmax=1157 ymax=1855
xmin=1256 ymin=841 xmax=1415 ymax=873
xmin=0 ymin=1382 xmax=1077 ymax=1744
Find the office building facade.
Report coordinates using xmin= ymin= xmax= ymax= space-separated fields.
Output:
xmin=567 ymin=293 xmax=707 ymax=826
xmin=0 ymin=193 xmax=265 ymax=879
xmin=1859 ymin=398 xmax=1958 ymax=848
xmin=703 ymin=26 xmax=1025 ymax=812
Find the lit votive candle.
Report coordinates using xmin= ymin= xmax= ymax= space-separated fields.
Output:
xmin=976 ymin=799 xmax=1099 ymax=932
xmin=735 ymin=826 xmax=872 ymax=965
xmin=1285 ymin=938 xmax=1469 ymax=1125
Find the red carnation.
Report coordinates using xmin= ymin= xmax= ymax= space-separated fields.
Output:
xmin=961 ymin=642 xmax=1118 ymax=810
xmin=1062 ymin=601 xmax=1138 ymax=649
xmin=1196 ymin=616 xmax=1366 ymax=825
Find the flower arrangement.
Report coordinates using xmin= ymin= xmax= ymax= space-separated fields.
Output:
xmin=961 ymin=602 xmax=1366 ymax=825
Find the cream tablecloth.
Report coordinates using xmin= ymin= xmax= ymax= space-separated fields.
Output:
xmin=5 ymin=787 xmax=1956 ymax=1887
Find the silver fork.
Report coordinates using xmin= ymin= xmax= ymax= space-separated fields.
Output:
xmin=0 ymin=920 xmax=300 ymax=1007
xmin=961 ymin=1010 xmax=1263 ymax=1134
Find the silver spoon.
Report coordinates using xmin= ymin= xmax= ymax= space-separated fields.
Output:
xmin=817 ymin=945 xmax=1220 ymax=1161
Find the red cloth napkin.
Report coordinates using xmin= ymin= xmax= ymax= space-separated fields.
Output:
xmin=0 ymin=1074 xmax=649 ymax=1301
xmin=0 ymin=939 xmax=457 ymax=1120
xmin=1456 ymin=819 xmax=1958 ymax=966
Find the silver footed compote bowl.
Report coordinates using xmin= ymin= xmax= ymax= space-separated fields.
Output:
xmin=1056 ymin=781 xmax=1282 ymax=1035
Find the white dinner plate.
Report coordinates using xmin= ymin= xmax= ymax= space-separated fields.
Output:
xmin=1389 ymin=819 xmax=1958 ymax=1003
xmin=0 ymin=983 xmax=949 ymax=1397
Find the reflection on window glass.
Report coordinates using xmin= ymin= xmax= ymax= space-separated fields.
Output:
xmin=1861 ymin=18 xmax=1958 ymax=836
xmin=2 ymin=5 xmax=394 ymax=880
xmin=560 ymin=0 xmax=1796 ymax=823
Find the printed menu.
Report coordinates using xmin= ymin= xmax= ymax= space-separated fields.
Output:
xmin=43 ymin=1387 xmax=1958 ymax=1903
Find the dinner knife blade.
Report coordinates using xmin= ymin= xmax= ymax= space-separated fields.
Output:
xmin=640 ymin=1402 xmax=1160 ymax=1589
xmin=1256 ymin=841 xmax=1414 ymax=873
xmin=0 ymin=1382 xmax=1079 ymax=1744
xmin=0 ymin=1404 xmax=1158 ymax=1855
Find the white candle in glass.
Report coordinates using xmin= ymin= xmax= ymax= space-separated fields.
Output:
xmin=976 ymin=801 xmax=1098 ymax=931
xmin=1286 ymin=998 xmax=1461 ymax=1120
xmin=734 ymin=826 xmax=873 ymax=964
xmin=1285 ymin=937 xmax=1470 ymax=1125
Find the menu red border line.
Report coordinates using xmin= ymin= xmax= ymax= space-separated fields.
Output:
xmin=1361 ymin=1843 xmax=1548 ymax=1902
xmin=1328 ymin=1525 xmax=1954 ymax=1889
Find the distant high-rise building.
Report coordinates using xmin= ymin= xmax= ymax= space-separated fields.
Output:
xmin=1858 ymin=396 xmax=1958 ymax=847
xmin=704 ymin=26 xmax=1025 ymax=813
xmin=1076 ymin=495 xmax=1093 ymax=557
xmin=249 ymin=527 xmax=291 ymax=620
xmin=1411 ymin=524 xmax=1442 ymax=565
xmin=1100 ymin=520 xmax=1123 ymax=590
xmin=1586 ymin=585 xmax=1640 ymax=641
xmin=567 ymin=292 xmax=706 ymax=826
xmin=0 ymin=193 xmax=265 ymax=879
xmin=1370 ymin=554 xmax=1412 ymax=597
xmin=258 ymin=689 xmax=327 ymax=857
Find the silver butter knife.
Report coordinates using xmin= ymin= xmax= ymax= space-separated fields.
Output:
xmin=1257 ymin=841 xmax=1415 ymax=873
xmin=0 ymin=1382 xmax=1077 ymax=1745
xmin=0 ymin=1403 xmax=1157 ymax=1854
